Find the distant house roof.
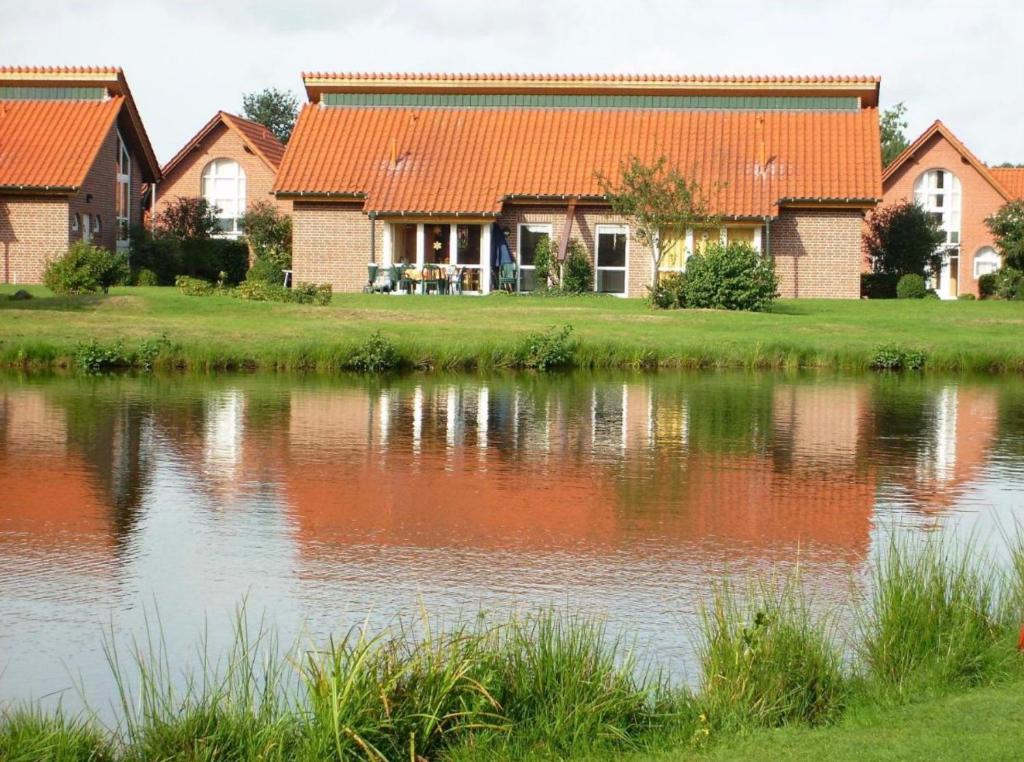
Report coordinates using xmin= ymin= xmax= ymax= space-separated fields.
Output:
xmin=989 ymin=168 xmax=1024 ymax=200
xmin=0 ymin=66 xmax=160 ymax=190
xmin=161 ymin=111 xmax=286 ymax=179
xmin=881 ymin=120 xmax=1011 ymax=203
xmin=276 ymin=72 xmax=882 ymax=217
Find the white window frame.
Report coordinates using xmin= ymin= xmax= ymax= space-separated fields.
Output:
xmin=201 ymin=158 xmax=247 ymax=238
xmin=973 ymin=247 xmax=1001 ymax=279
xmin=452 ymin=223 xmax=484 ymax=293
xmin=594 ymin=224 xmax=629 ymax=296
xmin=516 ymin=222 xmax=552 ymax=292
xmin=115 ymin=130 xmax=131 ymax=250
xmin=914 ymin=169 xmax=962 ymax=247
xmin=71 ymin=213 xmax=79 ymax=234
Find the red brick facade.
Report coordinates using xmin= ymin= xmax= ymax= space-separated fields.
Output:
xmin=1 ymin=121 xmax=147 ymax=284
xmin=291 ymin=200 xmax=864 ymax=298
xmin=881 ymin=129 xmax=1006 ymax=297
xmin=155 ymin=121 xmax=290 ymax=219
xmin=771 ymin=209 xmax=865 ymax=299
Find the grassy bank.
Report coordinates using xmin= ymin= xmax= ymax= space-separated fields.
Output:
xmin=3 ymin=534 xmax=1023 ymax=761
xmin=3 ymin=286 xmax=1024 ymax=373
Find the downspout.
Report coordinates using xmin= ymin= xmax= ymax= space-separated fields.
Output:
xmin=369 ymin=211 xmax=377 ymax=264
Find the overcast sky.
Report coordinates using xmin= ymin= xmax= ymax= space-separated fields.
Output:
xmin=3 ymin=0 xmax=1020 ymax=165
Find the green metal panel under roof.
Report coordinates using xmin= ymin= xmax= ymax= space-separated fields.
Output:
xmin=0 ymin=86 xmax=107 ymax=101
xmin=322 ymin=92 xmax=860 ymax=110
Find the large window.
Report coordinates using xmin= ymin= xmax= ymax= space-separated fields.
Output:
xmin=595 ymin=225 xmax=628 ymax=295
xmin=914 ymin=169 xmax=961 ymax=247
xmin=115 ymin=131 xmax=131 ymax=249
xmin=973 ymin=247 xmax=1001 ymax=278
xmin=455 ymin=224 xmax=482 ymax=291
xmin=201 ymin=158 xmax=247 ymax=237
xmin=517 ymin=223 xmax=552 ymax=291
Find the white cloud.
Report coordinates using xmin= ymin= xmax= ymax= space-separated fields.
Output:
xmin=2 ymin=0 xmax=1021 ymax=164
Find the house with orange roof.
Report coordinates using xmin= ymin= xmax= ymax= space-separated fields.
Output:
xmin=154 ymin=111 xmax=290 ymax=238
xmin=881 ymin=120 xmax=1024 ymax=298
xmin=274 ymin=73 xmax=883 ymax=297
xmin=0 ymin=67 xmax=160 ymax=284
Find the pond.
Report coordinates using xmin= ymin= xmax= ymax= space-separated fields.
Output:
xmin=2 ymin=371 xmax=1024 ymax=710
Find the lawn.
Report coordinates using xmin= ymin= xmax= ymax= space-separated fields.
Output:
xmin=633 ymin=681 xmax=1024 ymax=761
xmin=2 ymin=285 xmax=1024 ymax=372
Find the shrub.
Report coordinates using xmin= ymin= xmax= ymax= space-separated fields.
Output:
xmin=978 ymin=272 xmax=998 ymax=298
xmin=650 ymin=271 xmax=687 ymax=309
xmin=175 ymin=275 xmax=214 ymax=296
xmin=957 ymin=293 xmax=976 ymax=301
xmin=155 ymin=196 xmax=220 ymax=239
xmin=683 ymin=242 xmax=778 ymax=312
xmin=74 ymin=336 xmax=169 ymax=372
xmin=532 ymin=235 xmax=554 ymax=290
xmin=861 ymin=272 xmax=899 ymax=299
xmin=134 ymin=268 xmax=158 ymax=287
xmin=8 ymin=289 xmax=32 ymax=301
xmin=246 ymin=254 xmax=287 ymax=286
xmin=994 ymin=266 xmax=1023 ymax=300
xmin=43 ymin=242 xmax=128 ymax=295
xmin=179 ymin=238 xmax=248 ymax=285
xmin=871 ymin=344 xmax=926 ymax=371
xmin=347 ymin=331 xmax=401 ymax=372
xmin=896 ymin=273 xmax=928 ymax=299
xmin=985 ymin=199 xmax=1024 ymax=270
xmin=699 ymin=578 xmax=845 ymax=729
xmin=864 ymin=200 xmax=945 ymax=278
xmin=234 ymin=279 xmax=288 ymax=302
xmin=242 ymin=201 xmax=292 ymax=284
xmin=561 ymin=240 xmax=593 ymax=293
xmin=515 ymin=324 xmax=575 ymax=370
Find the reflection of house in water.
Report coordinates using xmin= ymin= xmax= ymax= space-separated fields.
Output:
xmin=272 ymin=379 xmax=940 ymax=566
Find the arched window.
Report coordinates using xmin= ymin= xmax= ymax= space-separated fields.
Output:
xmin=973 ymin=246 xmax=1001 ymax=278
xmin=201 ymin=158 xmax=247 ymax=236
xmin=914 ymin=169 xmax=962 ymax=247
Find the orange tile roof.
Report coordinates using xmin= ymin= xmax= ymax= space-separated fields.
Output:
xmin=990 ymin=168 xmax=1024 ymax=200
xmin=276 ymin=105 xmax=882 ymax=216
xmin=161 ymin=111 xmax=286 ymax=178
xmin=0 ymin=97 xmax=123 ymax=190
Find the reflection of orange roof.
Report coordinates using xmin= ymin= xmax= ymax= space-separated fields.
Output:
xmin=277 ymin=75 xmax=882 ymax=215
xmin=0 ymin=98 xmax=122 ymax=190
xmin=990 ymin=168 xmax=1024 ymax=200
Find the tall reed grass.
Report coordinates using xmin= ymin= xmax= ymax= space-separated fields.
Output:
xmin=2 ymin=535 xmax=1023 ymax=760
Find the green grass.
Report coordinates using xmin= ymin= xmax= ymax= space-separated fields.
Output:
xmin=3 ymin=286 xmax=1024 ymax=373
xmin=2 ymin=534 xmax=1023 ymax=760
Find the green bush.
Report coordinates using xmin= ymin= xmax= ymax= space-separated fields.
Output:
xmin=129 ymin=228 xmax=248 ymax=286
xmin=532 ymin=236 xmax=554 ymax=290
xmin=347 ymin=331 xmax=401 ymax=372
xmin=561 ymin=240 xmax=593 ymax=293
xmin=861 ymin=272 xmax=899 ymax=299
xmin=650 ymin=271 xmax=687 ymax=309
xmin=134 ymin=268 xmax=158 ymax=287
xmin=8 ymin=289 xmax=32 ymax=301
xmin=43 ymin=242 xmax=128 ymax=295
xmin=175 ymin=275 xmax=215 ymax=296
xmin=978 ymin=272 xmax=998 ymax=298
xmin=235 ymin=279 xmax=288 ymax=302
xmin=871 ymin=344 xmax=926 ymax=371
xmin=73 ymin=336 xmax=168 ymax=373
xmin=994 ymin=267 xmax=1023 ymax=300
xmin=515 ymin=324 xmax=576 ymax=370
xmin=683 ymin=242 xmax=778 ymax=312
xmin=246 ymin=254 xmax=287 ymax=286
xmin=241 ymin=201 xmax=292 ymax=284
xmin=896 ymin=273 xmax=928 ymax=299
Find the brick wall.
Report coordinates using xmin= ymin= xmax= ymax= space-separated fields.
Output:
xmin=497 ymin=204 xmax=652 ymax=297
xmin=155 ymin=121 xmax=291 ymax=218
xmin=771 ymin=209 xmax=864 ymax=298
xmin=0 ymin=196 xmax=69 ymax=284
xmin=292 ymin=201 xmax=383 ymax=291
xmin=881 ymin=131 xmax=1007 ymax=297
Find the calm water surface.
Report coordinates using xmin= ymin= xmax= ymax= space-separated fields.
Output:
xmin=2 ymin=371 xmax=1024 ymax=709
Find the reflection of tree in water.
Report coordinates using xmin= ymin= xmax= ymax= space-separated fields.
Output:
xmin=857 ymin=376 xmax=936 ymax=476
xmin=49 ymin=379 xmax=154 ymax=548
xmin=995 ymin=384 xmax=1024 ymax=460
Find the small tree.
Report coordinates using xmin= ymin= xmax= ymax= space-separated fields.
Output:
xmin=880 ymin=103 xmax=911 ymax=167
xmin=864 ymin=201 xmax=946 ymax=278
xmin=597 ymin=156 xmax=717 ymax=291
xmin=532 ymin=235 xmax=554 ymax=290
xmin=683 ymin=242 xmax=778 ymax=312
xmin=44 ymin=242 xmax=128 ymax=295
xmin=985 ymin=200 xmax=1024 ymax=271
xmin=241 ymin=201 xmax=292 ymax=283
xmin=242 ymin=88 xmax=299 ymax=144
xmin=156 ymin=197 xmax=220 ymax=240
xmin=561 ymin=239 xmax=593 ymax=293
